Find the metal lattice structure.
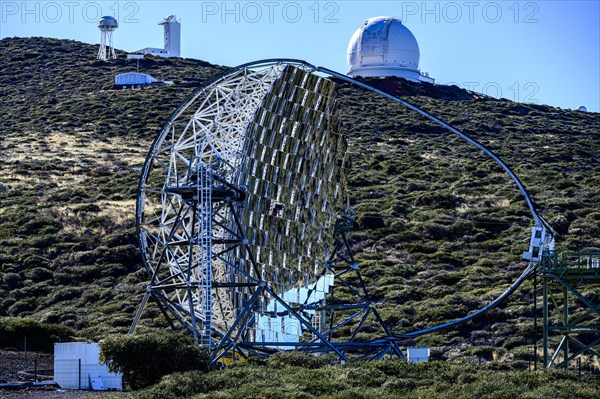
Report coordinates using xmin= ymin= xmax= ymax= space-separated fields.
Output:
xmin=130 ymin=61 xmax=400 ymax=361
xmin=131 ymin=59 xmax=559 ymax=364
xmin=131 ymin=63 xmax=287 ymax=348
xmin=539 ymin=250 xmax=600 ymax=368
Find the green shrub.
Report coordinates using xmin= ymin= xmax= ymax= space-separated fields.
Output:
xmin=0 ymin=317 xmax=74 ymax=351
xmin=511 ymin=346 xmax=535 ymax=361
xmin=136 ymin=371 xmax=210 ymax=399
xmin=466 ymin=345 xmax=495 ymax=360
xmin=99 ymin=332 xmax=209 ymax=390
xmin=17 ymin=217 xmax=62 ymax=235
xmin=22 ymin=255 xmax=50 ymax=269
xmin=8 ymin=298 xmax=38 ymax=315
xmin=357 ymin=214 xmax=386 ymax=230
xmin=25 ymin=267 xmax=53 ymax=282
xmin=73 ymin=203 xmax=101 ymax=214
xmin=268 ymin=351 xmax=329 ymax=369
xmin=2 ymin=272 xmax=22 ymax=289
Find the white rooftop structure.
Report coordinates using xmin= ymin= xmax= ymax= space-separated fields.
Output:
xmin=136 ymin=15 xmax=181 ymax=58
xmin=347 ymin=16 xmax=433 ymax=83
xmin=115 ymin=72 xmax=158 ymax=86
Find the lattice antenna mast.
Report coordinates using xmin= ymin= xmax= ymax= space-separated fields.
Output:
xmin=97 ymin=16 xmax=118 ymax=61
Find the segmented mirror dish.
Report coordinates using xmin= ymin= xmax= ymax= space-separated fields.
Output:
xmin=137 ymin=62 xmax=347 ymax=345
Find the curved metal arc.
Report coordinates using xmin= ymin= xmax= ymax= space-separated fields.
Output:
xmin=396 ymin=262 xmax=536 ymax=338
xmin=135 ymin=57 xmax=552 ymax=353
xmin=316 ymin=66 xmax=545 ymax=229
xmin=310 ymin=65 xmax=551 ymax=339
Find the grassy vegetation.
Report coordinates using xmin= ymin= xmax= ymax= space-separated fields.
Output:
xmin=0 ymin=37 xmax=226 ymax=338
xmin=100 ymin=332 xmax=209 ymax=389
xmin=97 ymin=355 xmax=600 ymax=398
xmin=0 ymin=317 xmax=74 ymax=351
xmin=0 ymin=36 xmax=599 ymax=370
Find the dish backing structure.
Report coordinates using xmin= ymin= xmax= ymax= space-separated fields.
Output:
xmin=129 ymin=59 xmax=557 ymax=364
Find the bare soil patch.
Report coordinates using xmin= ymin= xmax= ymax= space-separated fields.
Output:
xmin=0 ymin=350 xmax=129 ymax=399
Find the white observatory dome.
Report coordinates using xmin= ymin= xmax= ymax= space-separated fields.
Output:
xmin=98 ymin=16 xmax=118 ymax=29
xmin=347 ymin=16 xmax=432 ymax=83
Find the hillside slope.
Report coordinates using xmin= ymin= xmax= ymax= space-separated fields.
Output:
xmin=1 ymin=37 xmax=599 ymax=361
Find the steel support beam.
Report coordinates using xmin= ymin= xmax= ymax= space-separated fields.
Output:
xmin=540 ymin=251 xmax=600 ymax=368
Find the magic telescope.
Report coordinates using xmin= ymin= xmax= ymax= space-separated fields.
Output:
xmin=129 ymin=59 xmax=555 ymax=363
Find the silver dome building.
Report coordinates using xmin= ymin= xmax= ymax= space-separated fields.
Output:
xmin=347 ymin=16 xmax=434 ymax=83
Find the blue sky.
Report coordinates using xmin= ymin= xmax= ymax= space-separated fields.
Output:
xmin=1 ymin=0 xmax=599 ymax=112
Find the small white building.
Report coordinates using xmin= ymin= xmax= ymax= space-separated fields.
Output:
xmin=136 ymin=15 xmax=181 ymax=58
xmin=114 ymin=72 xmax=160 ymax=89
xmin=347 ymin=16 xmax=434 ymax=83
xmin=54 ymin=342 xmax=122 ymax=391
xmin=407 ymin=347 xmax=430 ymax=363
